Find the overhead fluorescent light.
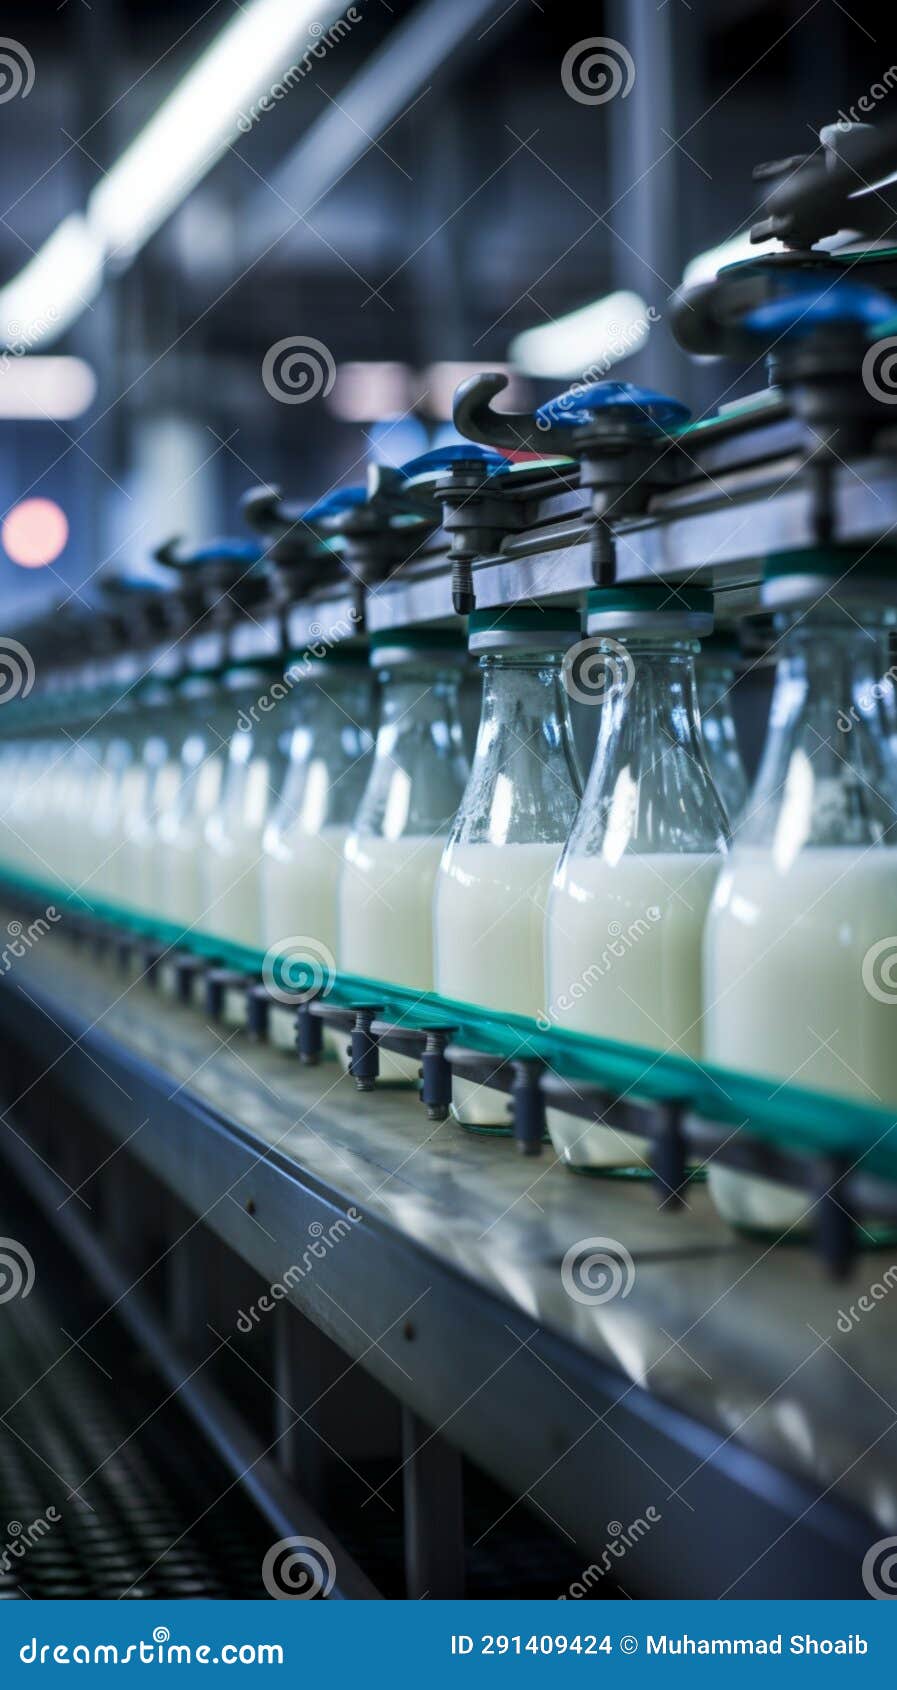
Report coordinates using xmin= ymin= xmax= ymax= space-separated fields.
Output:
xmin=0 ymin=214 xmax=104 ymax=348
xmin=0 ymin=356 xmax=97 ymax=420
xmin=89 ymin=0 xmax=346 ymax=262
xmin=0 ymin=0 xmax=347 ymax=345
xmin=509 ymin=291 xmax=651 ymax=378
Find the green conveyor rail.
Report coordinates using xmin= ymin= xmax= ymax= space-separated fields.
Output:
xmin=2 ymin=865 xmax=896 ymax=1184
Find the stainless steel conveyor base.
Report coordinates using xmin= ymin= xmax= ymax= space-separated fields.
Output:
xmin=0 ymin=920 xmax=892 ymax=1598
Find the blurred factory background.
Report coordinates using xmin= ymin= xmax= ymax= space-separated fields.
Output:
xmin=0 ymin=0 xmax=887 ymax=620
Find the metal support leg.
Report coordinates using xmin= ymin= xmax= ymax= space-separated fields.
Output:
xmin=401 ymin=1407 xmax=465 ymax=1598
xmin=350 ymin=1008 xmax=381 ymax=1092
xmin=511 ymin=1059 xmax=545 ymax=1156
xmin=296 ymin=1003 xmax=323 ymax=1065
xmin=205 ymin=968 xmax=225 ymax=1021
xmin=247 ymin=984 xmax=270 ymax=1043
xmin=813 ymin=1156 xmax=856 ymax=1279
xmin=272 ymin=1304 xmax=329 ymax=1506
xmin=652 ymin=1102 xmax=688 ymax=1210
xmin=420 ymin=1030 xmax=453 ymax=1122
xmin=167 ymin=1226 xmax=217 ymax=1350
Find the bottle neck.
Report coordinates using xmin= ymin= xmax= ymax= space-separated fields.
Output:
xmin=375 ymin=669 xmax=462 ymax=740
xmin=572 ymin=636 xmax=728 ymax=859
xmin=454 ymin=654 xmax=582 ymax=846
xmin=597 ymin=638 xmax=703 ymax=763
xmin=742 ymin=614 xmax=897 ymax=855
xmin=696 ymin=659 xmax=748 ymax=824
xmin=355 ymin=664 xmax=468 ymax=837
xmin=269 ymin=677 xmax=373 ymax=835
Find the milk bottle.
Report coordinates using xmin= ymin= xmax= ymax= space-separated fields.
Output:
xmin=546 ymin=585 xmax=728 ymax=1168
xmin=203 ymin=663 xmax=292 ymax=949
xmin=155 ymin=675 xmax=233 ymax=934
xmin=262 ymin=652 xmax=372 ymax=1049
xmin=706 ymin=552 xmax=897 ymax=1232
xmin=338 ymin=630 xmax=468 ymax=1081
xmin=433 ymin=607 xmax=583 ymax=1125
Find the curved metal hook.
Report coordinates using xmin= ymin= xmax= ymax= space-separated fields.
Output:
xmin=452 ymin=371 xmax=569 ymax=455
xmin=153 ymin=535 xmax=187 ymax=571
xmin=241 ymin=485 xmax=285 ymax=537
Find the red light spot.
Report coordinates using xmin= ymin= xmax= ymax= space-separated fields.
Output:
xmin=2 ymin=498 xmax=69 ymax=568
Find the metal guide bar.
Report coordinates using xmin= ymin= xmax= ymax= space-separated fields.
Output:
xmin=3 ymin=868 xmax=896 ymax=1197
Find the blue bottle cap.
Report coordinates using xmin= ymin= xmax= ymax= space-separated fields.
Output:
xmin=744 ymin=278 xmax=896 ymax=338
xmin=535 ymin=379 xmax=690 ymax=432
xmin=398 ymin=445 xmax=510 ymax=478
xmin=303 ymin=486 xmax=368 ymax=524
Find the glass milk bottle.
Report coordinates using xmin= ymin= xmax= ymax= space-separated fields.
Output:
xmin=705 ymin=554 xmax=897 ymax=1233
xmin=155 ymin=673 xmax=233 ymax=935
xmin=0 ymin=708 xmax=48 ymax=883
xmin=85 ymin=694 xmax=142 ymax=905
xmin=545 ymin=586 xmax=728 ymax=1167
xmin=433 ymin=608 xmax=583 ymax=1126
xmin=696 ymin=635 xmax=749 ymax=825
xmin=262 ymin=650 xmax=372 ymax=1048
xmin=40 ymin=702 xmax=100 ymax=891
xmin=339 ymin=630 xmax=469 ymax=1080
xmin=203 ymin=662 xmax=293 ymax=950
xmin=51 ymin=687 xmax=109 ymax=891
xmin=117 ymin=682 xmax=184 ymax=918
